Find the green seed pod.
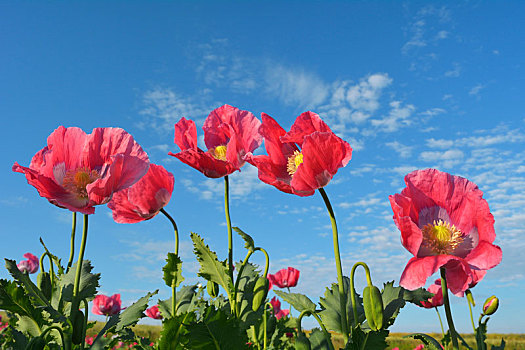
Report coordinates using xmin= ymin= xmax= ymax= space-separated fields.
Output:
xmin=207 ymin=280 xmax=219 ymax=298
xmin=252 ymin=277 xmax=269 ymax=312
xmin=37 ymin=271 xmax=52 ymax=301
xmin=295 ymin=332 xmax=311 ymax=350
xmin=25 ymin=336 xmax=46 ymax=350
xmin=71 ymin=310 xmax=85 ymax=345
xmin=363 ymin=285 xmax=384 ymax=331
xmin=482 ymin=295 xmax=499 ymax=316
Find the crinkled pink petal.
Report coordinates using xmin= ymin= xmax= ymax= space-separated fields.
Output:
xmin=290 ymin=132 xmax=352 ymax=195
xmin=169 ymin=149 xmax=237 ymax=178
xmin=174 ymin=117 xmax=199 ymax=151
xmin=468 ymin=269 xmax=487 ymax=289
xmin=280 ymin=111 xmax=332 ymax=146
xmin=108 ymin=189 xmax=143 ymax=223
xmin=43 ymin=126 xmax=88 ymax=178
xmin=400 ymin=255 xmax=466 ymax=292
xmin=260 ymin=113 xmax=299 ymax=166
xmin=246 ymin=154 xmax=294 ymax=194
xmin=464 ymin=241 xmax=502 ymax=270
xmin=389 ymin=194 xmax=422 ymax=256
xmin=443 ymin=259 xmax=473 ymax=296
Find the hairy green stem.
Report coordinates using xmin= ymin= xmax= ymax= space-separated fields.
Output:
xmin=318 ymin=187 xmax=348 ymax=344
xmin=67 ymin=212 xmax=77 ymax=273
xmin=440 ymin=267 xmax=459 ymax=350
xmin=350 ymin=261 xmax=372 ymax=327
xmin=39 ymin=252 xmax=55 ymax=286
xmin=160 ymin=208 xmax=180 ymax=314
xmin=224 ymin=176 xmax=234 ymax=281
xmin=297 ymin=310 xmax=335 ymax=350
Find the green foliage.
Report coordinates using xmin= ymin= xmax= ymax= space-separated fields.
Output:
xmin=476 ymin=318 xmax=489 ymax=350
xmin=234 ymin=261 xmax=263 ymax=328
xmin=404 ymin=333 xmax=444 ymax=350
xmin=58 ymin=260 xmax=100 ymax=303
xmin=158 ymin=312 xmax=196 ymax=350
xmin=308 ymin=328 xmax=331 ymax=350
xmin=345 ymin=326 xmax=389 ymax=350
xmin=191 ymin=232 xmax=233 ymax=299
xmin=295 ymin=331 xmax=312 ymax=350
xmin=163 ymin=253 xmax=184 ymax=288
xmin=274 ymin=290 xmax=316 ymax=313
xmin=252 ymin=276 xmax=269 ymax=312
xmin=158 ymin=284 xmax=199 ymax=318
xmin=0 ymin=279 xmax=40 ymax=319
xmin=233 ymin=227 xmax=255 ymax=252
xmin=319 ymin=277 xmax=364 ymax=334
xmin=363 ymin=285 xmax=384 ymax=331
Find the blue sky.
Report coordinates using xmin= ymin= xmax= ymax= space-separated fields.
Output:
xmin=1 ymin=1 xmax=524 ymax=333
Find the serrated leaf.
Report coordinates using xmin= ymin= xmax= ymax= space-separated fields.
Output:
xmin=16 ymin=315 xmax=41 ymax=337
xmin=116 ymin=290 xmax=158 ymax=331
xmin=163 ymin=253 xmax=184 ymax=288
xmin=309 ymin=327 xmax=332 ymax=350
xmin=233 ymin=227 xmax=255 ymax=251
xmin=158 ymin=284 xmax=198 ymax=318
xmin=491 ymin=339 xmax=506 ymax=350
xmin=319 ymin=276 xmax=364 ymax=334
xmin=403 ymin=286 xmax=434 ymax=305
xmin=191 ymin=232 xmax=233 ymax=298
xmin=186 ymin=305 xmax=247 ymax=349
xmin=345 ymin=327 xmax=389 ymax=350
xmin=405 ymin=333 xmax=444 ymax=350
xmin=476 ymin=319 xmax=488 ymax=350
xmin=158 ymin=312 xmax=195 ymax=350
xmin=274 ymin=290 xmax=316 ymax=313
xmin=234 ymin=261 xmax=263 ymax=328
xmin=0 ymin=279 xmax=35 ymax=317
xmin=381 ymin=281 xmax=406 ymax=328
xmin=58 ymin=260 xmax=100 ymax=303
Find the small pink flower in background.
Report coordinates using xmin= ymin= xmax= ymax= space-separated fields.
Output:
xmin=269 ymin=296 xmax=290 ymax=320
xmin=85 ymin=336 xmax=94 ymax=345
xmin=246 ymin=112 xmax=352 ymax=196
xmin=414 ymin=345 xmax=425 ymax=350
xmin=92 ymin=294 xmax=121 ymax=316
xmin=145 ymin=305 xmax=162 ymax=320
xmin=268 ymin=267 xmax=300 ymax=288
xmin=13 ymin=126 xmax=149 ymax=214
xmin=108 ymin=164 xmax=174 ymax=223
xmin=170 ymin=105 xmax=262 ymax=178
xmin=389 ymin=169 xmax=502 ymax=296
xmin=419 ymin=279 xmax=444 ymax=308
xmin=17 ymin=253 xmax=39 ymax=274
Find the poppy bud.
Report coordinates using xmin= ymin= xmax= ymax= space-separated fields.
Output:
xmin=363 ymin=285 xmax=384 ymax=331
xmin=207 ymin=281 xmax=219 ymax=298
xmin=72 ymin=310 xmax=85 ymax=345
xmin=37 ymin=272 xmax=52 ymax=301
xmin=26 ymin=336 xmax=46 ymax=350
xmin=252 ymin=277 xmax=269 ymax=311
xmin=482 ymin=295 xmax=499 ymax=316
xmin=295 ymin=332 xmax=311 ymax=350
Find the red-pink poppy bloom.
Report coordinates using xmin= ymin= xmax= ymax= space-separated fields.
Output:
xmin=419 ymin=279 xmax=443 ymax=308
xmin=13 ymin=126 xmax=149 ymax=215
xmin=169 ymin=105 xmax=262 ymax=178
xmin=145 ymin=305 xmax=162 ymax=320
xmin=92 ymin=294 xmax=121 ymax=316
xmin=17 ymin=253 xmax=39 ymax=274
xmin=108 ymin=163 xmax=174 ymax=223
xmin=268 ymin=267 xmax=300 ymax=289
xmin=413 ymin=345 xmax=425 ymax=350
xmin=246 ymin=112 xmax=352 ymax=196
xmin=269 ymin=297 xmax=290 ymax=320
xmin=390 ymin=169 xmax=502 ymax=296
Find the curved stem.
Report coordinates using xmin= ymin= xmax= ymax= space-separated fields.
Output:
xmin=160 ymin=208 xmax=180 ymax=314
xmin=41 ymin=325 xmax=65 ymax=349
xmin=259 ymin=247 xmax=270 ymax=277
xmin=39 ymin=252 xmax=55 ymax=285
xmin=67 ymin=212 xmax=77 ymax=273
xmin=318 ymin=187 xmax=348 ymax=344
xmin=435 ymin=307 xmax=445 ymax=339
xmin=440 ymin=267 xmax=459 ymax=350
xmin=297 ymin=310 xmax=335 ymax=350
xmin=224 ymin=176 xmax=234 ymax=281
xmin=350 ymin=261 xmax=372 ymax=327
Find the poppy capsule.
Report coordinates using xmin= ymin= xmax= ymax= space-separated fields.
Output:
xmin=72 ymin=310 xmax=85 ymax=345
xmin=482 ymin=295 xmax=499 ymax=316
xmin=37 ymin=271 xmax=52 ymax=301
xmin=207 ymin=281 xmax=219 ymax=298
xmin=295 ymin=332 xmax=311 ymax=350
xmin=252 ymin=277 xmax=269 ymax=312
xmin=363 ymin=285 xmax=384 ymax=331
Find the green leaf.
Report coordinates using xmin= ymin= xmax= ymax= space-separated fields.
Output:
xmin=381 ymin=281 xmax=406 ymax=329
xmin=476 ymin=318 xmax=488 ymax=350
xmin=405 ymin=333 xmax=444 ymax=350
xmin=186 ymin=305 xmax=247 ymax=349
xmin=309 ymin=328 xmax=332 ymax=350
xmin=274 ymin=290 xmax=316 ymax=313
xmin=116 ymin=290 xmax=158 ymax=332
xmin=0 ymin=279 xmax=36 ymax=317
xmin=491 ymin=339 xmax=506 ymax=350
xmin=319 ymin=276 xmax=364 ymax=334
xmin=58 ymin=260 xmax=100 ymax=303
xmin=191 ymin=232 xmax=233 ymax=298
xmin=234 ymin=261 xmax=263 ymax=327
xmin=233 ymin=227 xmax=255 ymax=252
xmin=163 ymin=253 xmax=184 ymax=288
xmin=158 ymin=284 xmax=198 ymax=318
xmin=345 ymin=327 xmax=389 ymax=350
xmin=158 ymin=312 xmax=195 ymax=350
xmin=457 ymin=332 xmax=473 ymax=350
xmin=16 ymin=315 xmax=41 ymax=337
xmin=403 ymin=286 xmax=434 ymax=305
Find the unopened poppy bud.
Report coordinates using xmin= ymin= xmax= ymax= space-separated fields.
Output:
xmin=252 ymin=277 xmax=269 ymax=311
xmin=207 ymin=281 xmax=219 ymax=298
xmin=72 ymin=310 xmax=85 ymax=345
xmin=363 ymin=285 xmax=384 ymax=331
xmin=295 ymin=332 xmax=311 ymax=350
xmin=482 ymin=295 xmax=499 ymax=316
xmin=37 ymin=272 xmax=52 ymax=301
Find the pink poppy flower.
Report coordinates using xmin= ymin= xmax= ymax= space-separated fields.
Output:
xmin=145 ymin=305 xmax=162 ymax=320
xmin=389 ymin=169 xmax=502 ymax=296
xmin=17 ymin=253 xmax=39 ymax=274
xmin=246 ymin=112 xmax=352 ymax=196
xmin=13 ymin=126 xmax=149 ymax=215
xmin=108 ymin=163 xmax=174 ymax=223
xmin=269 ymin=297 xmax=290 ymax=320
xmin=268 ymin=267 xmax=300 ymax=289
xmin=92 ymin=294 xmax=121 ymax=316
xmin=419 ymin=279 xmax=443 ymax=308
xmin=169 ymin=105 xmax=262 ymax=178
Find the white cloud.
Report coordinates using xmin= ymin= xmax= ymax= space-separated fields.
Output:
xmin=420 ymin=149 xmax=465 ymax=168
xmin=469 ymin=84 xmax=485 ymax=96
xmin=370 ymin=100 xmax=416 ymax=132
xmin=385 ymin=141 xmax=413 ymax=158
xmin=445 ymin=63 xmax=461 ymax=77
xmin=346 ymin=74 xmax=392 ymax=112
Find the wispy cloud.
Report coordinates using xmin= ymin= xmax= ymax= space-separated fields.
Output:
xmin=386 ymin=141 xmax=413 ymax=158
xmin=469 ymin=84 xmax=485 ymax=96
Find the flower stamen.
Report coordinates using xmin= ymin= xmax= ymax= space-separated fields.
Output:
xmin=421 ymin=219 xmax=464 ymax=255
xmin=287 ymin=150 xmax=303 ymax=176
xmin=210 ymin=145 xmax=227 ymax=161
xmin=63 ymin=167 xmax=100 ymax=198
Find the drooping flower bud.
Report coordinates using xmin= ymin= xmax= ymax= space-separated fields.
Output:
xmin=37 ymin=271 xmax=52 ymax=301
xmin=252 ymin=277 xmax=269 ymax=311
xmin=295 ymin=332 xmax=312 ymax=350
xmin=363 ymin=285 xmax=384 ymax=331
xmin=482 ymin=295 xmax=499 ymax=316
xmin=207 ymin=281 xmax=219 ymax=298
